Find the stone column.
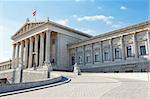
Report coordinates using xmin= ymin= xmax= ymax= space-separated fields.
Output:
xmin=57 ymin=33 xmax=60 ymax=66
xmin=83 ymin=45 xmax=85 ymax=66
xmin=147 ymin=31 xmax=150 ymax=56
xmin=20 ymin=41 xmax=24 ymax=68
xmin=100 ymin=41 xmax=103 ymax=63
xmin=91 ymin=44 xmax=94 ymax=64
xmin=12 ymin=44 xmax=16 ymax=68
xmin=45 ymin=30 xmax=51 ymax=63
xmin=24 ymin=39 xmax=29 ymax=68
xmin=75 ymin=47 xmax=78 ymax=64
xmin=34 ymin=35 xmax=39 ymax=67
xmin=39 ymin=33 xmax=44 ymax=66
xmin=121 ymin=36 xmax=125 ymax=60
xmin=110 ymin=39 xmax=114 ymax=61
xmin=133 ymin=33 xmax=138 ymax=58
xmin=16 ymin=43 xmax=20 ymax=68
xmin=28 ymin=37 xmax=33 ymax=68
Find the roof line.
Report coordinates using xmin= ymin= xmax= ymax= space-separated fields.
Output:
xmin=68 ymin=20 xmax=150 ymax=46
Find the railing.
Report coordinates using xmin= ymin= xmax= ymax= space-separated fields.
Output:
xmin=0 ymin=60 xmax=12 ymax=71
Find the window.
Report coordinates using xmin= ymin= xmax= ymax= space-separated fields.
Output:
xmin=71 ymin=56 xmax=75 ymax=65
xmin=115 ymin=48 xmax=121 ymax=59
xmin=95 ymin=54 xmax=99 ymax=62
xmin=104 ymin=52 xmax=109 ymax=61
xmin=127 ymin=46 xmax=132 ymax=57
xmin=86 ymin=55 xmax=91 ymax=63
xmin=78 ymin=56 xmax=82 ymax=64
xmin=140 ymin=45 xmax=146 ymax=55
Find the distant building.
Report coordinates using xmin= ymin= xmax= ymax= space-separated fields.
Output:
xmin=0 ymin=20 xmax=150 ymax=73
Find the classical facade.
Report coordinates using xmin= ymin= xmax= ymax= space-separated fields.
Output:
xmin=11 ymin=19 xmax=91 ymax=71
xmin=68 ymin=21 xmax=150 ymax=72
xmin=0 ymin=19 xmax=150 ymax=72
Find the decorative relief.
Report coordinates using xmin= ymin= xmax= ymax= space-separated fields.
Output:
xmin=85 ymin=44 xmax=92 ymax=50
xmin=77 ymin=47 xmax=84 ymax=52
xmin=113 ymin=37 xmax=121 ymax=46
xmin=124 ymin=34 xmax=133 ymax=44
xmin=14 ymin=22 xmax=45 ymax=37
xmin=102 ymin=40 xmax=110 ymax=48
xmin=136 ymin=31 xmax=147 ymax=41
xmin=93 ymin=42 xmax=101 ymax=49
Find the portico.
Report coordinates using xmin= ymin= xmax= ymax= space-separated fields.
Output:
xmin=12 ymin=30 xmax=52 ymax=69
xmin=11 ymin=19 xmax=91 ymax=70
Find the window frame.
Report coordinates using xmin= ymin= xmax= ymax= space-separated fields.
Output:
xmin=140 ymin=45 xmax=147 ymax=56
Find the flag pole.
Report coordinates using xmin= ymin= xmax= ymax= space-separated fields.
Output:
xmin=35 ymin=9 xmax=36 ymax=22
xmin=32 ymin=9 xmax=37 ymax=22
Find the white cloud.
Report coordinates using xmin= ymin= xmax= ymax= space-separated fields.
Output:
xmin=55 ymin=19 xmax=69 ymax=26
xmin=77 ymin=15 xmax=114 ymax=25
xmin=76 ymin=28 xmax=97 ymax=36
xmin=111 ymin=21 xmax=125 ymax=29
xmin=120 ymin=6 xmax=127 ymax=10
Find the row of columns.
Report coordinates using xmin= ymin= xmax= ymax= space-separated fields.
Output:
xmin=12 ymin=30 xmax=52 ymax=69
xmin=74 ymin=31 xmax=150 ymax=65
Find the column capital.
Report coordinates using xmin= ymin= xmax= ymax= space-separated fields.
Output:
xmin=17 ymin=42 xmax=20 ymax=45
xmin=29 ymin=36 xmax=34 ymax=42
xmin=46 ymin=30 xmax=52 ymax=33
xmin=13 ymin=43 xmax=16 ymax=47
xmin=40 ymin=33 xmax=44 ymax=37
xmin=21 ymin=40 xmax=24 ymax=45
xmin=25 ymin=39 xmax=29 ymax=43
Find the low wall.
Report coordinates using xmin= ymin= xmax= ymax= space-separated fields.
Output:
xmin=0 ymin=68 xmax=51 ymax=83
xmin=0 ymin=76 xmax=63 ymax=95
xmin=0 ymin=69 xmax=14 ymax=83
xmin=83 ymin=72 xmax=150 ymax=81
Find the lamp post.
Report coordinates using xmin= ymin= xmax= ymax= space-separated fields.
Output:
xmin=9 ymin=59 xmax=12 ymax=69
xmin=32 ymin=52 xmax=37 ymax=70
xmin=18 ymin=62 xmax=24 ymax=83
xmin=148 ymin=61 xmax=150 ymax=83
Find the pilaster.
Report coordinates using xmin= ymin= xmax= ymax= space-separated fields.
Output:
xmin=133 ymin=33 xmax=138 ymax=58
xmin=121 ymin=35 xmax=125 ymax=60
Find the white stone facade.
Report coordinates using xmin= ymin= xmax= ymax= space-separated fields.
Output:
xmin=68 ymin=21 xmax=150 ymax=72
xmin=10 ymin=20 xmax=91 ymax=71
xmin=0 ymin=20 xmax=150 ymax=73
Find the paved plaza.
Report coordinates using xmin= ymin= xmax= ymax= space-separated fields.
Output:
xmin=0 ymin=72 xmax=150 ymax=99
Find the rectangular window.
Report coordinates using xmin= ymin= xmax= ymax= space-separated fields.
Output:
xmin=95 ymin=54 xmax=99 ymax=62
xmin=104 ymin=52 xmax=109 ymax=61
xmin=115 ymin=48 xmax=121 ymax=59
xmin=71 ymin=56 xmax=75 ymax=65
xmin=140 ymin=45 xmax=146 ymax=55
xmin=78 ymin=56 xmax=82 ymax=64
xmin=127 ymin=46 xmax=132 ymax=57
xmin=86 ymin=55 xmax=91 ymax=63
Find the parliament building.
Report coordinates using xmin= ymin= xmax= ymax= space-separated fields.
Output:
xmin=0 ymin=19 xmax=150 ymax=73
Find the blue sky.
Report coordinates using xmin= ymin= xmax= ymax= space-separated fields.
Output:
xmin=0 ymin=0 xmax=149 ymax=62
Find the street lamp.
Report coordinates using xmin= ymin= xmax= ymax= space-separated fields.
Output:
xmin=32 ymin=52 xmax=37 ymax=70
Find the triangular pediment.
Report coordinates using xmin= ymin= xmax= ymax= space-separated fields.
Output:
xmin=14 ymin=22 xmax=46 ymax=37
